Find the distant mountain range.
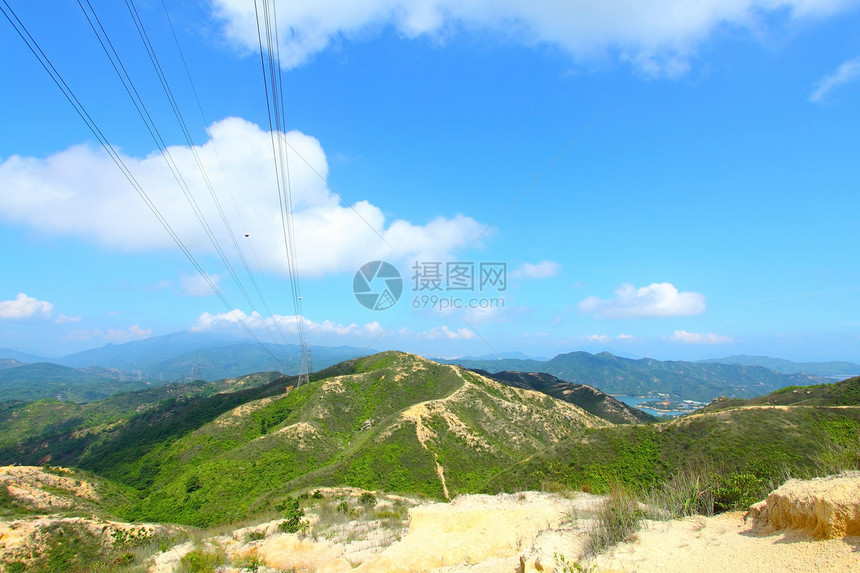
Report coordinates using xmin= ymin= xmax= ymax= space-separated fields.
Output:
xmin=697 ymin=355 xmax=860 ymax=378
xmin=442 ymin=351 xmax=831 ymax=401
xmin=1 ymin=334 xmax=854 ymax=404
xmin=0 ymin=332 xmax=369 ymax=402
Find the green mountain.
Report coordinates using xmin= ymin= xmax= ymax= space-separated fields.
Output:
xmin=0 ymin=352 xmax=607 ymax=526
xmin=487 ymin=378 xmax=860 ymax=495
xmin=699 ymin=375 xmax=860 ymax=412
xmin=0 ymin=372 xmax=283 ymax=454
xmin=470 ymin=369 xmax=657 ymax=424
xmin=3 ymin=351 xmax=857 ymax=537
xmin=698 ymin=355 xmax=860 ymax=378
xmin=445 ymin=351 xmax=828 ymax=401
xmin=0 ymin=362 xmax=147 ymax=402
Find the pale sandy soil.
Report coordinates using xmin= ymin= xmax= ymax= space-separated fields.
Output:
xmin=589 ymin=512 xmax=860 ymax=573
xmin=207 ymin=488 xmax=860 ymax=573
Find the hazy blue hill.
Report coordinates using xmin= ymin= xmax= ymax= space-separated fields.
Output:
xmin=0 ymin=348 xmax=51 ymax=363
xmin=49 ymin=331 xmax=369 ymax=382
xmin=57 ymin=331 xmax=245 ymax=370
xmin=445 ymin=350 xmax=829 ymax=401
xmin=698 ymin=355 xmax=860 ymax=378
xmin=153 ymin=342 xmax=368 ymax=381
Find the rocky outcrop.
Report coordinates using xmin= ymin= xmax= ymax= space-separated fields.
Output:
xmin=747 ymin=472 xmax=860 ymax=539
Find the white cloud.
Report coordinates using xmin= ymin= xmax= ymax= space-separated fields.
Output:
xmin=105 ymin=325 xmax=152 ymax=342
xmin=810 ymin=57 xmax=860 ymax=102
xmin=511 ymin=260 xmax=561 ymax=280
xmin=181 ymin=273 xmax=222 ymax=297
xmin=418 ymin=325 xmax=476 ymax=340
xmin=582 ymin=334 xmax=611 ymax=343
xmin=0 ymin=293 xmax=54 ymax=319
xmin=0 ymin=117 xmax=482 ymax=277
xmin=668 ymin=330 xmax=733 ymax=344
xmin=191 ymin=309 xmax=385 ymax=338
xmin=580 ymin=333 xmax=634 ymax=343
xmin=54 ymin=314 xmax=82 ymax=324
xmin=211 ymin=0 xmax=858 ymax=76
xmin=578 ymin=282 xmax=706 ymax=319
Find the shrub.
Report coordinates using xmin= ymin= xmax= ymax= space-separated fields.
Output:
xmin=277 ymin=497 xmax=308 ymax=534
xmin=713 ymin=472 xmax=766 ymax=512
xmin=336 ymin=500 xmax=349 ymax=514
xmin=180 ymin=548 xmax=224 ymax=573
xmin=584 ymin=486 xmax=643 ymax=557
xmin=646 ymin=470 xmax=717 ymax=519
xmin=359 ymin=491 xmax=377 ymax=506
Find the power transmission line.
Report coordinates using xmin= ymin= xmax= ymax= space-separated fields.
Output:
xmin=0 ymin=0 xmax=287 ymax=370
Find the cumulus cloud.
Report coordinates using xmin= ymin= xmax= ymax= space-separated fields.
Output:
xmin=580 ymin=333 xmax=634 ymax=343
xmin=511 ymin=260 xmax=561 ymax=280
xmin=191 ymin=309 xmax=385 ymax=338
xmin=578 ymin=282 xmax=706 ymax=319
xmin=668 ymin=330 xmax=733 ymax=344
xmin=810 ymin=57 xmax=860 ymax=102
xmin=211 ymin=0 xmax=857 ymax=76
xmin=418 ymin=325 xmax=476 ymax=340
xmin=582 ymin=334 xmax=611 ymax=343
xmin=0 ymin=117 xmax=482 ymax=277
xmin=0 ymin=293 xmax=54 ymax=319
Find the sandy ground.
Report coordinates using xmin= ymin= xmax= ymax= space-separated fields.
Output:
xmin=207 ymin=490 xmax=860 ymax=573
xmin=590 ymin=512 xmax=860 ymax=573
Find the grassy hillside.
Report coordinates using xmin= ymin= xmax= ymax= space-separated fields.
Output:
xmin=0 ymin=352 xmax=604 ymax=527
xmin=471 ymin=369 xmax=656 ymax=424
xmin=0 ymin=372 xmax=283 ymax=464
xmin=0 ymin=362 xmax=147 ymax=402
xmin=486 ymin=402 xmax=860 ymax=498
xmin=2 ymin=352 xmax=857 ymax=536
xmin=701 ymin=375 xmax=860 ymax=412
xmin=448 ymin=351 xmax=828 ymax=401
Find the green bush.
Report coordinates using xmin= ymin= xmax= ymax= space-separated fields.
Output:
xmin=276 ymin=497 xmax=308 ymax=533
xmin=180 ymin=548 xmax=224 ymax=573
xmin=359 ymin=491 xmax=377 ymax=506
xmin=713 ymin=472 xmax=767 ymax=512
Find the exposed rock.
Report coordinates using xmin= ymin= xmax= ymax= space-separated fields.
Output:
xmin=747 ymin=472 xmax=860 ymax=539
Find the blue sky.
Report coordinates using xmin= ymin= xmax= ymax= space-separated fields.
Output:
xmin=1 ymin=0 xmax=858 ymax=363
